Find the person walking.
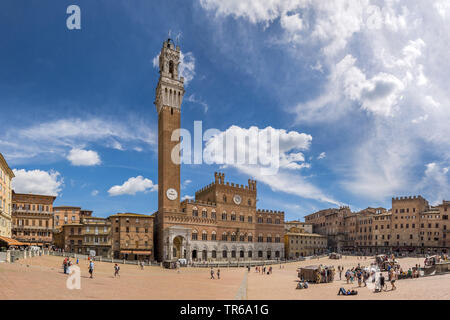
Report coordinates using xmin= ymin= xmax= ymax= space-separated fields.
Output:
xmin=114 ymin=264 xmax=120 ymax=278
xmin=210 ymin=268 xmax=215 ymax=279
xmin=63 ymin=258 xmax=67 ymax=274
xmin=217 ymin=268 xmax=221 ymax=280
xmin=380 ymin=273 xmax=386 ymax=291
xmin=390 ymin=269 xmax=397 ymax=290
xmin=89 ymin=260 xmax=94 ymax=279
xmin=67 ymin=259 xmax=72 ymax=275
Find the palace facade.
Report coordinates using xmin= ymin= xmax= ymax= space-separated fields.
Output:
xmin=0 ymin=153 xmax=14 ymax=239
xmin=153 ymin=39 xmax=285 ymax=263
xmin=305 ymin=196 xmax=450 ymax=254
xmin=11 ymin=192 xmax=56 ymax=247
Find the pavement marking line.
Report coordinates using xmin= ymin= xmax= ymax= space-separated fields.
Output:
xmin=235 ymin=270 xmax=248 ymax=300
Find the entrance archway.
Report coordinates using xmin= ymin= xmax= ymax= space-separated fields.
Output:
xmin=173 ymin=236 xmax=184 ymax=259
xmin=202 ymin=250 xmax=207 ymax=260
xmin=192 ymin=250 xmax=198 ymax=260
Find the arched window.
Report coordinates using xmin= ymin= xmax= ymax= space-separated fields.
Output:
xmin=231 ymin=250 xmax=236 ymax=258
xmin=222 ymin=250 xmax=227 ymax=258
xmin=275 ymin=235 xmax=280 ymax=243
xmin=202 ymin=230 xmax=207 ymax=241
xmin=257 ymin=216 xmax=263 ymax=223
xmin=192 ymin=207 xmax=198 ymax=217
xmin=211 ymin=231 xmax=217 ymax=241
xmin=248 ymin=216 xmax=253 ymax=223
xmin=222 ymin=212 xmax=227 ymax=220
xmin=258 ymin=234 xmax=263 ymax=242
xmin=192 ymin=230 xmax=198 ymax=240
xmin=222 ymin=233 xmax=227 ymax=241
xmin=248 ymin=233 xmax=253 ymax=242
xmin=169 ymin=60 xmax=174 ymax=77
xmin=223 ymin=195 xmax=227 ymax=202
xmin=258 ymin=250 xmax=263 ymax=258
xmin=275 ymin=219 xmax=280 ymax=224
xmin=231 ymin=233 xmax=236 ymax=241
xmin=231 ymin=213 xmax=236 ymax=221
xmin=239 ymin=233 xmax=245 ymax=242
xmin=267 ymin=234 xmax=272 ymax=243
xmin=267 ymin=217 xmax=272 ymax=224
xmin=212 ymin=250 xmax=217 ymax=258
xmin=248 ymin=250 xmax=253 ymax=258
xmin=202 ymin=209 xmax=207 ymax=218
xmin=248 ymin=199 xmax=252 ymax=206
xmin=239 ymin=215 xmax=244 ymax=222
xmin=240 ymin=250 xmax=244 ymax=258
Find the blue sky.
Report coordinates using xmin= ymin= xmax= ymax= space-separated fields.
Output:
xmin=1 ymin=0 xmax=449 ymax=219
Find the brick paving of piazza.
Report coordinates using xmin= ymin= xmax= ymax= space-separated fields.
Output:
xmin=0 ymin=255 xmax=449 ymax=300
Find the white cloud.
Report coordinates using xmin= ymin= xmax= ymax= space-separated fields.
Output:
xmin=317 ymin=152 xmax=326 ymax=160
xmin=0 ymin=117 xmax=155 ymax=164
xmin=186 ymin=94 xmax=209 ymax=113
xmin=108 ymin=176 xmax=158 ymax=196
xmin=91 ymin=190 xmax=99 ymax=196
xmin=420 ymin=163 xmax=450 ymax=205
xmin=203 ymin=125 xmax=339 ymax=205
xmin=182 ymin=179 xmax=192 ymax=189
xmin=152 ymin=51 xmax=196 ymax=85
xmin=67 ymin=149 xmax=101 ymax=166
xmin=199 ymin=0 xmax=450 ymax=201
xmin=12 ymin=169 xmax=63 ymax=196
xmin=182 ymin=195 xmax=194 ymax=201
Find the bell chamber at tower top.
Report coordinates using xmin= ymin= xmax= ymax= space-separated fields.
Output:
xmin=155 ymin=39 xmax=185 ymax=113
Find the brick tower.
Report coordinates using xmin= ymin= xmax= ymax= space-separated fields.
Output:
xmin=154 ymin=39 xmax=185 ymax=261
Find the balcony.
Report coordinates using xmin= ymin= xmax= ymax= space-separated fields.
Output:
xmin=82 ymin=241 xmax=112 ymax=246
xmin=12 ymin=224 xmax=53 ymax=231
xmin=12 ymin=209 xmax=52 ymax=215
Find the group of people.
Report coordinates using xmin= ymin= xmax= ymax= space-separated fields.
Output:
xmin=315 ymin=265 xmax=334 ymax=283
xmin=62 ymin=257 xmax=74 ymax=274
xmin=62 ymin=256 xmax=94 ymax=278
xmin=255 ymin=265 xmax=273 ymax=275
xmin=210 ymin=268 xmax=221 ymax=279
xmin=341 ymin=264 xmax=371 ymax=287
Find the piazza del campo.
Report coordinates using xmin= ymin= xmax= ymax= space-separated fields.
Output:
xmin=1 ymin=2 xmax=450 ymax=309
xmin=0 ymin=38 xmax=449 ymax=301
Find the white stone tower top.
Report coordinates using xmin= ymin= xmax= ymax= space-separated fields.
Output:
xmin=154 ymin=39 xmax=185 ymax=114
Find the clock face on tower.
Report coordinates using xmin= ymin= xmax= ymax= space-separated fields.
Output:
xmin=233 ymin=194 xmax=242 ymax=205
xmin=166 ymin=188 xmax=178 ymax=201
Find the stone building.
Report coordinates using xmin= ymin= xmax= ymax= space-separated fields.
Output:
xmin=284 ymin=227 xmax=328 ymax=259
xmin=54 ymin=216 xmax=112 ymax=258
xmin=11 ymin=192 xmax=56 ymax=247
xmin=285 ymin=220 xmax=313 ymax=234
xmin=0 ymin=153 xmax=14 ymax=238
xmin=305 ymin=196 xmax=450 ymax=254
xmin=108 ymin=213 xmax=154 ymax=261
xmin=153 ymin=39 xmax=285 ymax=263
xmin=53 ymin=206 xmax=92 ymax=230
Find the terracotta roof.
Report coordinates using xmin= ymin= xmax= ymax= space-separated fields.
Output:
xmin=0 ymin=153 xmax=14 ymax=178
xmin=285 ymin=232 xmax=326 ymax=237
xmin=109 ymin=213 xmax=154 ymax=218
xmin=0 ymin=236 xmax=26 ymax=246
